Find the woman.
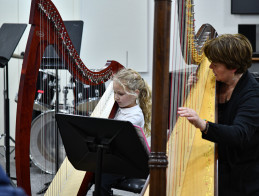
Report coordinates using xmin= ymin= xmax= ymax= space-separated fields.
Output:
xmin=178 ymin=34 xmax=259 ymax=195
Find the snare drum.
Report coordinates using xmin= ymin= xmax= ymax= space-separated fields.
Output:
xmin=73 ymin=81 xmax=105 ymax=114
xmin=33 ymin=70 xmax=57 ymax=112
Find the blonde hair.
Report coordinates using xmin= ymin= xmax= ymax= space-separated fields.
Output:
xmin=113 ymin=68 xmax=152 ymax=136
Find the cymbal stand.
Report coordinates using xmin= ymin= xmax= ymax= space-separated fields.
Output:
xmin=62 ymin=86 xmax=69 ymax=111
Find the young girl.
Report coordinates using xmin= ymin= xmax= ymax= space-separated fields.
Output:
xmin=101 ymin=68 xmax=152 ymax=196
xmin=113 ymin=68 xmax=152 ymax=137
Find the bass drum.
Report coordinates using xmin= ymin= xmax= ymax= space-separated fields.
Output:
xmin=30 ymin=110 xmax=66 ymax=174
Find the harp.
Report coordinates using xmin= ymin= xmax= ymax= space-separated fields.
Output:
xmin=145 ymin=0 xmax=218 ymax=195
xmin=15 ymin=0 xmax=123 ymax=195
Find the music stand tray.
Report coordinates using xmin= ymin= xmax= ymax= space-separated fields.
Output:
xmin=55 ymin=113 xmax=149 ymax=195
xmin=0 ymin=23 xmax=27 ymax=67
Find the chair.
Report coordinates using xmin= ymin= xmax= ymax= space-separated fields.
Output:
xmin=111 ymin=125 xmax=150 ymax=194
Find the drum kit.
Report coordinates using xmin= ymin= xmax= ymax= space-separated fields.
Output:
xmin=16 ymin=69 xmax=105 ymax=174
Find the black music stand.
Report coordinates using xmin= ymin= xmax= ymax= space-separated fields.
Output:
xmin=0 ymin=23 xmax=27 ymax=180
xmin=55 ymin=113 xmax=149 ymax=196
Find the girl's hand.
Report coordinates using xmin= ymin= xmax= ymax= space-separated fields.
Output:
xmin=177 ymin=107 xmax=206 ymax=131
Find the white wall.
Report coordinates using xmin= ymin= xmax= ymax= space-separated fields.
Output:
xmin=0 ymin=0 xmax=30 ymax=146
xmin=79 ymin=0 xmax=149 ymax=72
xmin=195 ymin=0 xmax=259 ymax=34
xmin=1 ymin=0 xmax=259 ymax=146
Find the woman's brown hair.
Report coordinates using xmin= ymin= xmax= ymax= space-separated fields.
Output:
xmin=203 ymin=34 xmax=253 ymax=74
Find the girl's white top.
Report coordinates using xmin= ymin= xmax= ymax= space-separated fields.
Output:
xmin=114 ymin=105 xmax=144 ymax=130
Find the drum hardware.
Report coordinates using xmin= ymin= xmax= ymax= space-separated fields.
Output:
xmin=62 ymin=86 xmax=69 ymax=111
xmin=74 ymin=81 xmax=105 ymax=114
xmin=95 ymin=88 xmax=100 ymax=97
xmin=14 ymin=92 xmax=18 ymax=103
xmin=12 ymin=51 xmax=24 ymax=59
xmin=67 ymin=76 xmax=75 ymax=89
xmin=33 ymin=70 xmax=59 ymax=112
xmin=52 ymin=86 xmax=74 ymax=113
xmin=66 ymin=82 xmax=74 ymax=89
xmin=11 ymin=53 xmax=24 ymax=59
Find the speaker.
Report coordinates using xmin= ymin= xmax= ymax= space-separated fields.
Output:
xmin=238 ymin=24 xmax=256 ymax=53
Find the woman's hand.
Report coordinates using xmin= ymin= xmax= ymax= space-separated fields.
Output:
xmin=177 ymin=107 xmax=206 ymax=131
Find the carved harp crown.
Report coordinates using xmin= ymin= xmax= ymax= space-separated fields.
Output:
xmin=15 ymin=0 xmax=123 ymax=195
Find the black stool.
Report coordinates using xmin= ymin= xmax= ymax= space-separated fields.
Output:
xmin=111 ymin=178 xmax=146 ymax=194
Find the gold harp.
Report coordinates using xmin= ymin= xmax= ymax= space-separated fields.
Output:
xmin=145 ymin=0 xmax=218 ymax=195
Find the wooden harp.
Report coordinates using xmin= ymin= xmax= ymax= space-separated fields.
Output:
xmin=15 ymin=0 xmax=123 ymax=195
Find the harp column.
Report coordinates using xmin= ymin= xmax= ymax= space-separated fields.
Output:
xmin=149 ymin=0 xmax=171 ymax=196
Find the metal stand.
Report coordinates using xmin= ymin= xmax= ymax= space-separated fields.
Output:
xmin=1 ymin=64 xmax=17 ymax=187
xmin=0 ymin=23 xmax=27 ymax=180
xmin=0 ymin=133 xmax=15 ymax=157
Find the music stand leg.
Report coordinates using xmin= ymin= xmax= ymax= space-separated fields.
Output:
xmin=1 ymin=64 xmax=17 ymax=186
xmin=3 ymin=65 xmax=11 ymax=177
xmin=93 ymin=145 xmax=104 ymax=196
